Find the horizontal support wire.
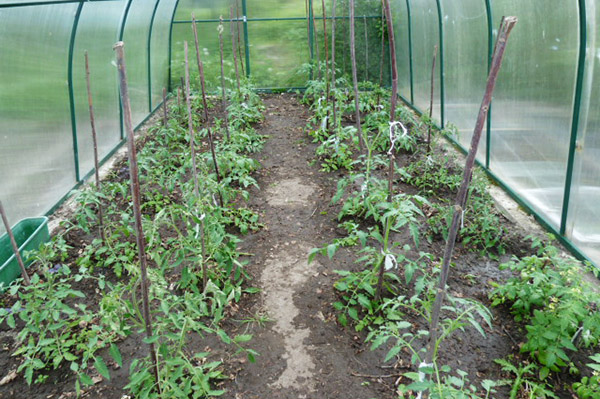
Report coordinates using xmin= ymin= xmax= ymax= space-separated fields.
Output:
xmin=173 ymin=15 xmax=381 ymax=24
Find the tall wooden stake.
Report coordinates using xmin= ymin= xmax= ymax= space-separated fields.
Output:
xmin=162 ymin=87 xmax=169 ymax=127
xmin=378 ymin=0 xmax=385 ymax=91
xmin=383 ymin=0 xmax=398 ymax=121
xmin=0 ymin=201 xmax=30 ymax=285
xmin=84 ymin=51 xmax=106 ymax=245
xmin=350 ymin=0 xmax=365 ymax=151
xmin=423 ymin=17 xmax=518 ymax=368
xmin=230 ymin=6 xmax=241 ymax=93
xmin=427 ymin=45 xmax=438 ymax=153
xmin=113 ymin=41 xmax=161 ymax=394
xmin=218 ymin=16 xmax=230 ymax=141
xmin=184 ymin=41 xmax=207 ymax=290
xmin=191 ymin=14 xmax=209 ymax=122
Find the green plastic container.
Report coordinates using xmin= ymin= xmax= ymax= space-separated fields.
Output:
xmin=0 ymin=217 xmax=50 ymax=288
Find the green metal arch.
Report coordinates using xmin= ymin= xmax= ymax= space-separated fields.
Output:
xmin=147 ymin=0 xmax=161 ymax=112
xmin=67 ymin=2 xmax=85 ymax=183
xmin=168 ymin=0 xmax=182 ymax=92
xmin=405 ymin=0 xmax=414 ymax=104
xmin=560 ymin=0 xmax=588 ymax=236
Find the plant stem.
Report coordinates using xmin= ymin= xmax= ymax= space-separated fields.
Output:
xmin=113 ymin=41 xmax=161 ymax=395
xmin=218 ymin=16 xmax=230 ymax=141
xmin=427 ymin=45 xmax=438 ymax=153
xmin=423 ymin=17 xmax=518 ymax=368
xmin=0 ymin=200 xmax=30 ymax=285
xmin=349 ymin=0 xmax=365 ymax=152
xmin=191 ymin=14 xmax=209 ymax=122
xmin=84 ymin=51 xmax=106 ymax=245
xmin=383 ymin=0 xmax=398 ymax=122
xmin=230 ymin=6 xmax=241 ymax=93
xmin=183 ymin=41 xmax=200 ymax=200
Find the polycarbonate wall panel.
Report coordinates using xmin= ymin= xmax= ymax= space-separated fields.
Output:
xmin=122 ymin=0 xmax=158 ymax=125
xmin=409 ymin=0 xmax=440 ymax=123
xmin=566 ymin=3 xmax=600 ymax=263
xmin=150 ymin=0 xmax=179 ymax=108
xmin=248 ymin=20 xmax=310 ymax=87
xmin=392 ymin=0 xmax=410 ymax=100
xmin=247 ymin=0 xmax=303 ymax=19
xmin=441 ymin=0 xmax=488 ymax=158
xmin=73 ymin=1 xmax=125 ymax=180
xmin=174 ymin=0 xmax=231 ymax=21
xmin=0 ymin=4 xmax=78 ymax=230
xmin=171 ymin=22 xmax=229 ymax=92
xmin=489 ymin=0 xmax=579 ymax=230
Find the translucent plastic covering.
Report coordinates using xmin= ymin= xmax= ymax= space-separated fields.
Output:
xmin=489 ymin=1 xmax=579 ymax=231
xmin=72 ymin=2 xmax=124 ymax=180
xmin=151 ymin=0 xmax=179 ymax=108
xmin=567 ymin=2 xmax=600 ymax=262
xmin=409 ymin=0 xmax=440 ymax=123
xmin=1 ymin=0 xmax=182 ymax=234
xmin=392 ymin=0 xmax=411 ymax=101
xmin=121 ymin=0 xmax=157 ymax=126
xmin=441 ymin=0 xmax=488 ymax=159
xmin=0 ymin=4 xmax=78 ymax=230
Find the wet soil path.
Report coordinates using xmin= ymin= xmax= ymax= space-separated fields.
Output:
xmin=225 ymin=94 xmax=394 ymax=399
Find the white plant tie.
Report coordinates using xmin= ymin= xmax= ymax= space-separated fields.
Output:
xmin=388 ymin=121 xmax=408 ymax=155
xmin=320 ymin=115 xmax=329 ymax=131
xmin=461 ymin=209 xmax=467 ymax=230
xmin=194 ymin=213 xmax=206 ymax=239
xmin=384 ymin=253 xmax=398 ymax=271
xmin=415 ymin=362 xmax=433 ymax=399
xmin=217 ymin=24 xmax=224 ymax=34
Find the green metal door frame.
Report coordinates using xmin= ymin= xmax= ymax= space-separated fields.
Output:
xmin=67 ymin=2 xmax=85 ymax=183
xmin=241 ymin=0 xmax=251 ymax=77
xmin=147 ymin=0 xmax=161 ymax=112
xmin=560 ymin=0 xmax=588 ymax=236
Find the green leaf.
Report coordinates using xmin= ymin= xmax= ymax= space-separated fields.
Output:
xmin=109 ymin=344 xmax=122 ymax=368
xmin=217 ymin=329 xmax=231 ymax=344
xmin=234 ymin=334 xmax=253 ymax=343
xmin=348 ymin=307 xmax=358 ymax=321
xmin=94 ymin=357 xmax=110 ymax=380
xmin=143 ymin=335 xmax=160 ymax=344
xmin=327 ymin=244 xmax=337 ymax=260
xmin=80 ymin=373 xmax=94 ymax=386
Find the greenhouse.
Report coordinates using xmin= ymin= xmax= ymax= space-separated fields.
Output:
xmin=0 ymin=0 xmax=599 ymax=398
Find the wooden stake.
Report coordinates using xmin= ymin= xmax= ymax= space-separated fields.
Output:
xmin=349 ymin=0 xmax=365 ymax=151
xmin=84 ymin=51 xmax=106 ymax=245
xmin=427 ymin=45 xmax=438 ymax=153
xmin=162 ymin=87 xmax=168 ymax=128
xmin=113 ymin=41 xmax=161 ymax=394
xmin=191 ymin=14 xmax=209 ymax=122
xmin=184 ymin=41 xmax=207 ymax=290
xmin=378 ymin=0 xmax=385 ymax=90
xmin=0 ymin=201 xmax=30 ymax=285
xmin=383 ymin=0 xmax=398 ymax=122
xmin=423 ymin=17 xmax=518 ymax=367
xmin=230 ymin=6 xmax=241 ymax=93
xmin=219 ymin=16 xmax=230 ymax=141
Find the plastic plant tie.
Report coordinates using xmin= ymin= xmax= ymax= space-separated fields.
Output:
xmin=415 ymin=362 xmax=434 ymax=399
xmin=388 ymin=121 xmax=408 ymax=155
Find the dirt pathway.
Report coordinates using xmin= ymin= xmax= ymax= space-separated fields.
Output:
xmin=227 ymin=94 xmax=393 ymax=399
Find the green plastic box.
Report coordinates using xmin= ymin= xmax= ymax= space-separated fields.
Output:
xmin=0 ymin=217 xmax=50 ymax=288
